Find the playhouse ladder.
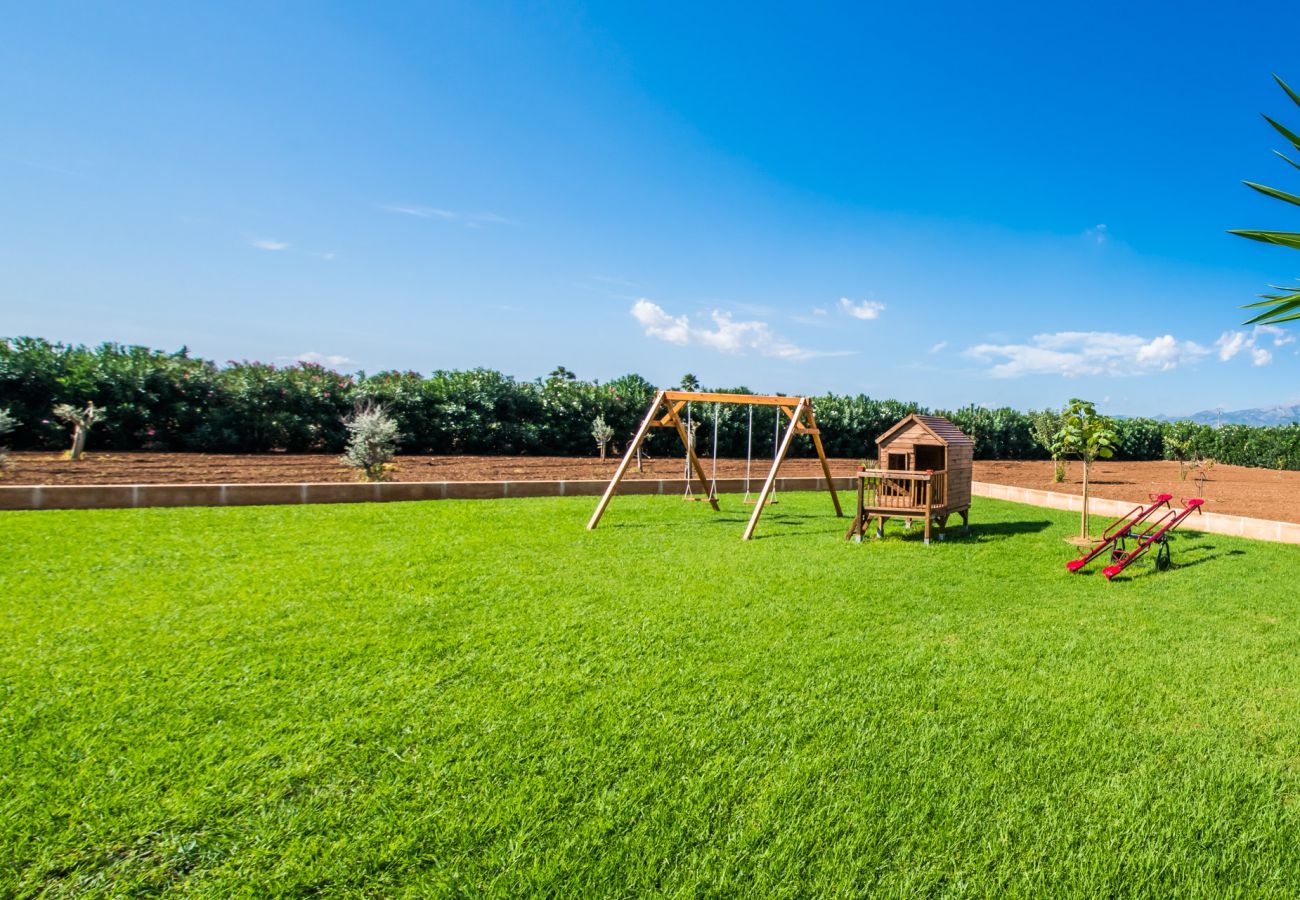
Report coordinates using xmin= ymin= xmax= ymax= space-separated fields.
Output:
xmin=1101 ymin=499 xmax=1204 ymax=581
xmin=1066 ymin=493 xmax=1173 ymax=574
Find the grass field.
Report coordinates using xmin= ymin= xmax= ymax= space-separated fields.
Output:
xmin=3 ymin=493 xmax=1300 ymax=897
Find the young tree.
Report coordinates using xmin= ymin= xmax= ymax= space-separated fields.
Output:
xmin=1232 ymin=74 xmax=1300 ymax=326
xmin=53 ymin=401 xmax=105 ymax=461
xmin=591 ymin=414 xmax=615 ymax=461
xmin=1165 ymin=420 xmax=1201 ymax=481
xmin=1164 ymin=419 xmax=1216 ymax=486
xmin=340 ymin=402 xmax=400 ymax=481
xmin=0 ymin=408 xmax=16 ymax=469
xmin=1029 ymin=407 xmax=1067 ymax=482
xmin=1051 ymin=398 xmax=1119 ymax=539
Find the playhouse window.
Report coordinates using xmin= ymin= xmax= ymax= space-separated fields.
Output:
xmin=914 ymin=444 xmax=946 ymax=471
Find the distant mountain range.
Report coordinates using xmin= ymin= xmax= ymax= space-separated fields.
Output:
xmin=1153 ymin=404 xmax=1300 ymax=427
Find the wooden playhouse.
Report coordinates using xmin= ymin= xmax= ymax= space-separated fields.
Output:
xmin=845 ymin=414 xmax=973 ymax=544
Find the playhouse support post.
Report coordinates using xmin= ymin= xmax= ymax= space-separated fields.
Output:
xmin=923 ymin=479 xmax=933 ymax=545
xmin=846 ymin=472 xmax=865 ymax=541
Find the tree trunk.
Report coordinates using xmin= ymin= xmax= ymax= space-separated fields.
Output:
xmin=1080 ymin=458 xmax=1090 ymax=539
xmin=599 ymin=442 xmax=607 ymax=461
xmin=70 ymin=425 xmax=87 ymax=461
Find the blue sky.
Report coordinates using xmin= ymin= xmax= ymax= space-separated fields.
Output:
xmin=4 ymin=1 xmax=1300 ymax=415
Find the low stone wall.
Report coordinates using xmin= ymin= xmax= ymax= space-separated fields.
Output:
xmin=0 ymin=477 xmax=855 ymax=512
xmin=972 ymin=481 xmax=1300 ymax=546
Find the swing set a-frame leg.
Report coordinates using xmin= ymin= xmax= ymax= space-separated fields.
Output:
xmin=587 ymin=390 xmax=664 ymax=530
xmin=807 ymin=408 xmax=843 ymax=518
xmin=742 ymin=399 xmax=806 ymax=540
xmin=587 ymin=390 xmax=719 ymax=531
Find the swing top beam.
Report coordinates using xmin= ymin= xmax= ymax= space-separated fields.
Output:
xmin=662 ymin=390 xmax=802 ymax=407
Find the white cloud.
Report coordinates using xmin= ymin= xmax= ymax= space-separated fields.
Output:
xmin=250 ymin=239 xmax=288 ymax=251
xmin=1255 ymin=324 xmax=1296 ymax=346
xmin=1215 ymin=330 xmax=1247 ymax=362
xmin=283 ymin=352 xmax=356 ymax=368
xmin=1085 ymin=223 xmax=1109 ymax=245
xmin=382 ymin=204 xmax=510 ymax=226
xmin=790 ymin=306 xmax=830 ymax=326
xmin=965 ymin=331 xmax=1209 ymax=378
xmin=382 ymin=205 xmax=456 ymax=219
xmin=1215 ymin=325 xmax=1293 ymax=367
xmin=839 ymin=297 xmax=886 ymax=320
xmin=631 ymin=299 xmax=691 ymax=345
xmin=930 ymin=341 xmax=949 ymax=354
xmin=631 ymin=299 xmax=845 ymax=361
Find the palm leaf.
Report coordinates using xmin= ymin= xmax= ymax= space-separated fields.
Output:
xmin=1243 ymin=294 xmax=1300 ymax=309
xmin=1235 ymin=76 xmax=1300 ymax=331
xmin=1275 ymin=74 xmax=1300 ymax=111
xmin=1262 ymin=114 xmax=1300 ymax=153
xmin=1244 ymin=305 xmax=1300 ymax=325
xmin=1273 ymin=150 xmax=1300 ymax=171
xmin=1228 ymin=229 xmax=1300 ymax=250
xmin=1243 ymin=294 xmax=1300 ymax=325
xmin=1243 ymin=181 xmax=1300 ymax=208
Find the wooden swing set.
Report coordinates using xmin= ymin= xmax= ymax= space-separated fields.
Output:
xmin=586 ymin=390 xmax=843 ymax=540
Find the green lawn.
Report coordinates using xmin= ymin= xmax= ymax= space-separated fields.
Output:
xmin=3 ymin=493 xmax=1299 ymax=897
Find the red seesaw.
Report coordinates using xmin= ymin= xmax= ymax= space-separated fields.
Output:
xmin=1066 ymin=493 xmax=1174 ymax=574
xmin=1101 ymin=498 xmax=1204 ymax=580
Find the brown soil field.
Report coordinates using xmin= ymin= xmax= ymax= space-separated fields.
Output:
xmin=5 ymin=453 xmax=1300 ymax=523
xmin=976 ymin=459 xmax=1300 ymax=524
xmin=1 ymin=452 xmax=860 ymax=486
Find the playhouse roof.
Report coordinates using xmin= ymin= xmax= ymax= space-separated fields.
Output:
xmin=876 ymin=414 xmax=974 ymax=447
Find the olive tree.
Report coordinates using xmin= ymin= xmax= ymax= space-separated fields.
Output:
xmin=53 ymin=401 xmax=105 ymax=461
xmin=340 ymin=402 xmax=400 ymax=481
xmin=591 ymin=414 xmax=615 ymax=461
xmin=0 ymin=408 xmax=15 ymax=469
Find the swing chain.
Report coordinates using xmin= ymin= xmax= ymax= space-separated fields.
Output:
xmin=708 ymin=402 xmax=720 ymax=501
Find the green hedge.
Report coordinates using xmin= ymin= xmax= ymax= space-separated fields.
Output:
xmin=3 ymin=337 xmax=1300 ymax=468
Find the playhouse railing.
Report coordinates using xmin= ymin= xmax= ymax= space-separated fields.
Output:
xmin=861 ymin=469 xmax=946 ymax=512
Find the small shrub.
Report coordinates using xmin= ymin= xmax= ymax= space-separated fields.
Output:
xmin=591 ymin=415 xmax=615 ymax=460
xmin=340 ymin=402 xmax=399 ymax=482
xmin=53 ymin=401 xmax=105 ymax=461
xmin=1193 ymin=457 xmax=1216 ymax=495
xmin=1029 ymin=408 xmax=1067 ymax=481
xmin=1164 ymin=420 xmax=1213 ymax=481
xmin=0 ymin=407 xmax=15 ymax=469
